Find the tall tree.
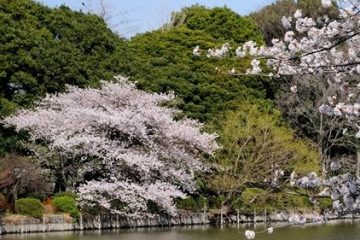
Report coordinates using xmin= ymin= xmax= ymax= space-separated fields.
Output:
xmin=209 ymin=102 xmax=319 ymax=205
xmin=3 ymin=77 xmax=218 ymax=216
xmin=0 ymin=154 xmax=50 ymax=203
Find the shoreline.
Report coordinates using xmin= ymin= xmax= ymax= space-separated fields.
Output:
xmin=1 ymin=212 xmax=359 ymax=235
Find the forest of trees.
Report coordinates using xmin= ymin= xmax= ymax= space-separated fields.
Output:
xmin=0 ymin=0 xmax=358 ymax=219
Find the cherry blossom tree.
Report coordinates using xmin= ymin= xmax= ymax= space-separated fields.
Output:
xmin=195 ymin=0 xmax=360 ymax=214
xmin=3 ymin=76 xmax=218 ymax=216
xmin=237 ymin=0 xmax=360 ymax=214
xmin=239 ymin=0 xmax=360 ymax=177
xmin=237 ymin=0 xmax=360 ymax=124
xmin=277 ymin=75 xmax=360 ymax=176
xmin=197 ymin=0 xmax=360 ymax=124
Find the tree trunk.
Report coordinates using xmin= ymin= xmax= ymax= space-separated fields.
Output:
xmin=357 ymin=149 xmax=360 ymax=178
xmin=54 ymin=173 xmax=66 ymax=193
xmin=319 ymin=114 xmax=327 ymax=177
xmin=220 ymin=205 xmax=224 ymax=225
xmin=321 ymin=151 xmax=326 ymax=177
xmin=12 ymin=180 xmax=19 ymax=204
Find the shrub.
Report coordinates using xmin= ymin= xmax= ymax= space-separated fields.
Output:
xmin=241 ymin=188 xmax=266 ymax=208
xmin=52 ymin=196 xmax=79 ymax=218
xmin=208 ymin=195 xmax=226 ymax=209
xmin=319 ymin=197 xmax=333 ymax=211
xmin=175 ymin=196 xmax=209 ymax=211
xmin=15 ymin=198 xmax=43 ymax=218
xmin=273 ymin=192 xmax=312 ymax=209
xmin=175 ymin=197 xmax=198 ymax=211
xmin=53 ymin=192 xmax=77 ymax=199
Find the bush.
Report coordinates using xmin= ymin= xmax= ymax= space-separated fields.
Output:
xmin=175 ymin=196 xmax=209 ymax=211
xmin=273 ymin=192 xmax=312 ymax=209
xmin=241 ymin=188 xmax=266 ymax=209
xmin=319 ymin=197 xmax=333 ymax=211
xmin=52 ymin=196 xmax=79 ymax=218
xmin=208 ymin=195 xmax=226 ymax=209
xmin=15 ymin=198 xmax=43 ymax=218
xmin=176 ymin=197 xmax=198 ymax=211
xmin=53 ymin=192 xmax=77 ymax=199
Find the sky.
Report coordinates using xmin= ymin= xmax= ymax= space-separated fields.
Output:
xmin=38 ymin=0 xmax=276 ymax=38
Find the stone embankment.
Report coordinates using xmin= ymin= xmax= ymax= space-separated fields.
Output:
xmin=0 ymin=212 xmax=209 ymax=234
xmin=1 ymin=211 xmax=359 ymax=235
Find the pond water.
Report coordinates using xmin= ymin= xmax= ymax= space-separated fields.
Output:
xmin=1 ymin=220 xmax=360 ymax=240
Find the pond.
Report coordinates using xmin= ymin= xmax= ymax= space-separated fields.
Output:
xmin=1 ymin=220 xmax=360 ymax=240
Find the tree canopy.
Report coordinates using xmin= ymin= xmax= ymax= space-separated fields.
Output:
xmin=0 ymin=0 xmax=127 ymax=110
xmin=0 ymin=0 xmax=342 ymax=215
xmin=4 ymin=78 xmax=218 ymax=216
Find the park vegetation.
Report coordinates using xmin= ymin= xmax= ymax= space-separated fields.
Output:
xmin=0 ymin=0 xmax=358 ymax=219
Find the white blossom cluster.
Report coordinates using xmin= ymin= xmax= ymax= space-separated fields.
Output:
xmin=205 ymin=43 xmax=230 ymax=58
xmin=245 ymin=230 xmax=255 ymax=239
xmin=193 ymin=0 xmax=360 ymax=215
xmin=296 ymin=172 xmax=322 ymax=189
xmin=294 ymin=166 xmax=360 ymax=213
xmin=236 ymin=1 xmax=360 ymax=135
xmin=193 ymin=45 xmax=201 ymax=56
xmin=288 ymin=214 xmax=307 ymax=225
xmin=3 ymin=76 xmax=218 ymax=216
xmin=323 ymin=173 xmax=360 ymax=213
xmin=194 ymin=1 xmax=360 ymax=133
xmin=240 ymin=6 xmax=360 ymax=78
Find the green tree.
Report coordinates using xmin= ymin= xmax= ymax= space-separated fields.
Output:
xmin=125 ymin=6 xmax=273 ymax=122
xmin=0 ymin=0 xmax=128 ymax=108
xmin=250 ymin=0 xmax=338 ymax=44
xmin=208 ymin=102 xmax=320 ymax=206
xmin=0 ymin=0 xmax=129 ymax=156
xmin=170 ymin=5 xmax=264 ymax=44
xmin=0 ymin=154 xmax=51 ymax=203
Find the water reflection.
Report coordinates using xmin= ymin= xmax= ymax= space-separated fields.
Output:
xmin=1 ymin=220 xmax=360 ymax=240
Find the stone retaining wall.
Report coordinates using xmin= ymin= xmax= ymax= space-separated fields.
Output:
xmin=0 ymin=212 xmax=210 ymax=234
xmin=1 ymin=211 xmax=358 ymax=235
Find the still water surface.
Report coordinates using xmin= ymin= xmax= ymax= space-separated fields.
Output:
xmin=1 ymin=220 xmax=360 ymax=240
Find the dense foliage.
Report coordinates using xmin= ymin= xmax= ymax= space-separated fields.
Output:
xmin=0 ymin=0 xmax=342 ymax=217
xmin=0 ymin=154 xmax=50 ymax=203
xmin=250 ymin=0 xmax=338 ymax=44
xmin=124 ymin=6 xmax=276 ymax=122
xmin=233 ymin=0 xmax=360 ymax=214
xmin=0 ymin=0 xmax=127 ymax=109
xmin=209 ymin=102 xmax=319 ymax=200
xmin=15 ymin=198 xmax=43 ymax=218
xmin=171 ymin=5 xmax=264 ymax=44
xmin=52 ymin=196 xmax=79 ymax=218
xmin=0 ymin=0 xmax=129 ymax=156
